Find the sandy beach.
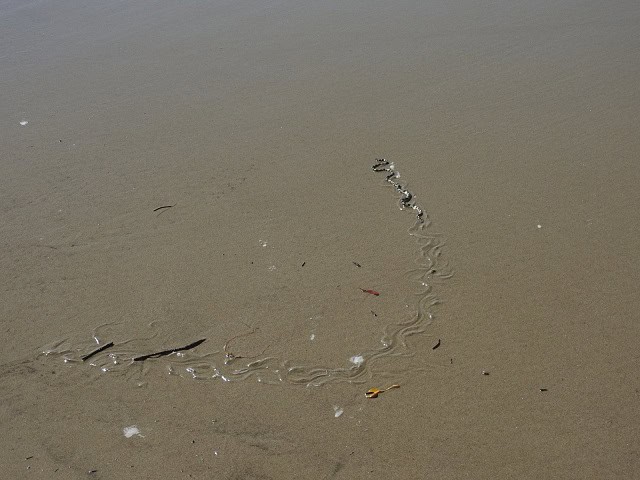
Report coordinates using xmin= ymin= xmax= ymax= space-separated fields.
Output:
xmin=1 ymin=0 xmax=639 ymax=478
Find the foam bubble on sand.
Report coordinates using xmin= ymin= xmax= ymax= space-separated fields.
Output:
xmin=350 ymin=355 xmax=364 ymax=366
xmin=123 ymin=426 xmax=143 ymax=438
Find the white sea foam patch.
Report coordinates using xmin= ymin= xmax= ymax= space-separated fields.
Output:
xmin=349 ymin=355 xmax=364 ymax=366
xmin=123 ymin=425 xmax=144 ymax=438
xmin=19 ymin=120 xmax=28 ymax=126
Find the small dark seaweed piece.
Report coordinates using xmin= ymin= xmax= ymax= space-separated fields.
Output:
xmin=302 ymin=262 xmax=306 ymax=267
xmin=372 ymin=161 xmax=389 ymax=171
xmin=81 ymin=342 xmax=114 ymax=361
xmin=540 ymin=388 xmax=548 ymax=392
xmin=353 ymin=261 xmax=362 ymax=268
xmin=401 ymin=192 xmax=413 ymax=204
xmin=432 ymin=339 xmax=441 ymax=350
xmin=133 ymin=338 xmax=206 ymax=362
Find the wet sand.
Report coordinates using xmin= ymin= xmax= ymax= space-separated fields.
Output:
xmin=1 ymin=0 xmax=639 ymax=477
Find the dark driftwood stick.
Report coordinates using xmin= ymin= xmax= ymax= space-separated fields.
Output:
xmin=133 ymin=338 xmax=206 ymax=362
xmin=82 ymin=342 xmax=114 ymax=361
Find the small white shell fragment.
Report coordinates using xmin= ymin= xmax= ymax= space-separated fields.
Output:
xmin=537 ymin=224 xmax=542 ymax=229
xmin=258 ymin=240 xmax=268 ymax=247
xmin=333 ymin=406 xmax=343 ymax=418
xmin=19 ymin=120 xmax=28 ymax=126
xmin=123 ymin=425 xmax=143 ymax=438
xmin=309 ymin=333 xmax=315 ymax=341
xmin=350 ymin=355 xmax=364 ymax=366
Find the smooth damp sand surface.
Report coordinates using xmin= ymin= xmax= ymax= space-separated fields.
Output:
xmin=1 ymin=0 xmax=640 ymax=478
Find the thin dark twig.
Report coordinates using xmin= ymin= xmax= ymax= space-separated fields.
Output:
xmin=223 ymin=327 xmax=269 ymax=362
xmin=133 ymin=338 xmax=206 ymax=362
xmin=153 ymin=204 xmax=175 ymax=212
xmin=82 ymin=342 xmax=114 ymax=361
xmin=223 ymin=328 xmax=257 ymax=354
xmin=154 ymin=204 xmax=177 ymax=216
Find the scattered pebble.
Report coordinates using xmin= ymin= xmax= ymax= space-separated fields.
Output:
xmin=333 ymin=406 xmax=344 ymax=418
xmin=537 ymin=224 xmax=542 ymax=229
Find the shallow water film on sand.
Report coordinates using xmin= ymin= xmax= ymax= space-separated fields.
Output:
xmin=41 ymin=161 xmax=451 ymax=386
xmin=2 ymin=0 xmax=639 ymax=477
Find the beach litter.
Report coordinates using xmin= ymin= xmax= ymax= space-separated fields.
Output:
xmin=365 ymin=384 xmax=400 ymax=399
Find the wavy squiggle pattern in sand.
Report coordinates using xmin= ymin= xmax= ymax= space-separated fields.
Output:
xmin=40 ymin=160 xmax=451 ymax=386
